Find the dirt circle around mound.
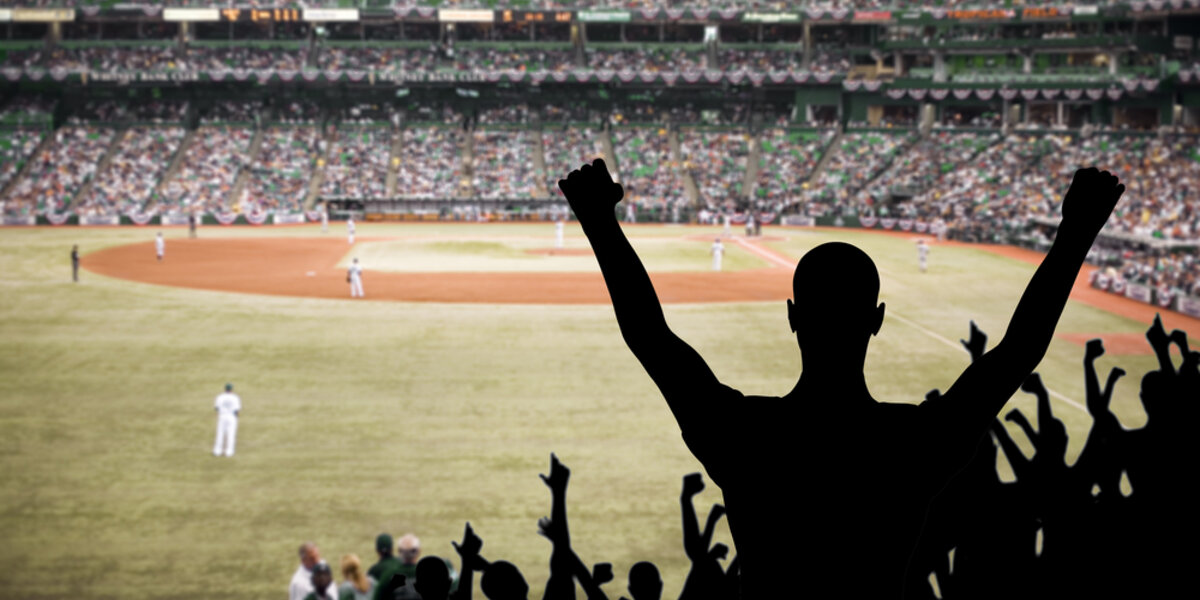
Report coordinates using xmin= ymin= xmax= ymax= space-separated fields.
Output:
xmin=84 ymin=236 xmax=793 ymax=304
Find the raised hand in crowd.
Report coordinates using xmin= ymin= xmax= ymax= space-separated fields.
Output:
xmin=678 ymin=473 xmax=730 ymax=600
xmin=538 ymin=453 xmax=610 ymax=600
xmin=450 ymin=523 xmax=485 ymax=600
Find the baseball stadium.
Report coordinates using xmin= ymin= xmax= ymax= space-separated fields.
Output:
xmin=1 ymin=2 xmax=1199 ymax=598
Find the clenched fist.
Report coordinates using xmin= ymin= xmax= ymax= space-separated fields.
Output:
xmin=559 ymin=158 xmax=624 ymax=225
xmin=1061 ymin=167 xmax=1124 ymax=236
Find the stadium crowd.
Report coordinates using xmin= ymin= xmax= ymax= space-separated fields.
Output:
xmin=396 ymin=127 xmax=461 ymax=199
xmin=160 ymin=126 xmax=254 ymax=215
xmin=322 ymin=128 xmax=392 ymax=200
xmin=2 ymin=126 xmax=114 ymax=217
xmin=239 ymin=126 xmax=320 ymax=214
xmin=470 ymin=130 xmax=540 ymax=199
xmin=77 ymin=126 xmax=186 ymax=217
xmin=283 ymin=316 xmax=1198 ymax=599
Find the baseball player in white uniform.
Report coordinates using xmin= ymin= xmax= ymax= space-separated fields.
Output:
xmin=711 ymin=238 xmax=725 ymax=271
xmin=347 ymin=217 xmax=356 ymax=245
xmin=555 ymin=219 xmax=565 ymax=250
xmin=348 ymin=257 xmax=364 ymax=298
xmin=321 ymin=202 xmax=329 ymax=234
xmin=723 ymin=212 xmax=732 ymax=237
xmin=155 ymin=232 xmax=165 ymax=261
xmin=917 ymin=238 xmax=930 ymax=273
xmin=213 ymin=382 xmax=241 ymax=457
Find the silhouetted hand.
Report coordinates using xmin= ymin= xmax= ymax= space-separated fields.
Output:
xmin=381 ymin=573 xmax=408 ymax=595
xmin=1146 ymin=314 xmax=1170 ymax=354
xmin=681 ymin=472 xmax=705 ymax=497
xmin=559 ymin=159 xmax=624 ymax=225
xmin=709 ymin=543 xmax=729 ymax=561
xmin=960 ymin=320 xmax=987 ymax=362
xmin=1085 ymin=338 xmax=1105 ymax=361
xmin=1060 ymin=167 xmax=1124 ymax=236
xmin=453 ymin=522 xmax=483 ymax=559
xmin=540 ymin=452 xmax=570 ymax=493
xmin=592 ymin=563 xmax=614 ymax=586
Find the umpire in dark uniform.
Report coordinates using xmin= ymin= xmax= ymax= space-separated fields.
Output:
xmin=71 ymin=245 xmax=80 ymax=283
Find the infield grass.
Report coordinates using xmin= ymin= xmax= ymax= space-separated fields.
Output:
xmin=0 ymin=222 xmax=1184 ymax=599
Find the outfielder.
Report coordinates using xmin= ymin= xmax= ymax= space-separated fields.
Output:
xmin=917 ymin=238 xmax=929 ymax=273
xmin=555 ymin=219 xmax=565 ymax=249
xmin=155 ymin=232 xmax=165 ymax=261
xmin=321 ymin=202 xmax=329 ymax=234
xmin=348 ymin=257 xmax=364 ymax=298
xmin=213 ymin=382 xmax=241 ymax=457
xmin=723 ymin=212 xmax=731 ymax=237
xmin=711 ymin=238 xmax=725 ymax=271
xmin=347 ymin=217 xmax=356 ymax=245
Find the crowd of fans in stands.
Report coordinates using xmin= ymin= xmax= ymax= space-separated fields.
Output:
xmin=239 ymin=126 xmax=320 ymax=214
xmin=471 ymin=131 xmax=541 ymax=199
xmin=282 ymin=313 xmax=1198 ymax=600
xmin=396 ymin=127 xmax=461 ymax=199
xmin=160 ymin=126 xmax=253 ymax=215
xmin=77 ymin=126 xmax=185 ymax=217
xmin=322 ymin=128 xmax=392 ymax=200
xmin=2 ymin=127 xmax=114 ymax=217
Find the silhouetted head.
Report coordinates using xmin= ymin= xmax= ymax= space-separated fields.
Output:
xmin=627 ymin=561 xmax=662 ymax=600
xmin=787 ymin=242 xmax=885 ymax=361
xmin=480 ymin=560 xmax=528 ymax=600
xmin=414 ymin=556 xmax=452 ymax=600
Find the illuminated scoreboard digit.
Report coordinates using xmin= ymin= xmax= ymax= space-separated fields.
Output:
xmin=498 ymin=10 xmax=573 ymax=23
xmin=220 ymin=8 xmax=300 ymax=22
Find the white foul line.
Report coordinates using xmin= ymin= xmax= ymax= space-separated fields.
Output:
xmin=885 ymin=310 xmax=1086 ymax=414
xmin=730 ymin=237 xmax=796 ymax=269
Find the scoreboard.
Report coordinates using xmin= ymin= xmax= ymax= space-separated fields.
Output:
xmin=498 ymin=10 xmax=573 ymax=23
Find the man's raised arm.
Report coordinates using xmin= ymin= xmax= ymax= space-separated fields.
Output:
xmin=943 ymin=168 xmax=1124 ymax=437
xmin=559 ymin=159 xmax=723 ymax=407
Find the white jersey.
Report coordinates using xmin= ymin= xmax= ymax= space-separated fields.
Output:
xmin=348 ymin=263 xmax=363 ymax=281
xmin=155 ymin=236 xmax=165 ymax=255
xmin=214 ymin=392 xmax=241 ymax=418
xmin=347 ymin=219 xmax=356 ymax=234
xmin=918 ymin=244 xmax=929 ymax=261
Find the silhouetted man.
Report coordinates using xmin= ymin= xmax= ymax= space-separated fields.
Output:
xmin=559 ymin=159 xmax=1123 ymax=598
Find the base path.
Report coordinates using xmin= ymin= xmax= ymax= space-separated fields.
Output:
xmin=84 ymin=237 xmax=791 ymax=304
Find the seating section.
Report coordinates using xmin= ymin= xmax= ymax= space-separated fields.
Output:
xmin=612 ymin=128 xmax=684 ymax=206
xmin=471 ymin=130 xmax=540 ymax=199
xmin=161 ymin=126 xmax=254 ymax=214
xmin=754 ymin=128 xmax=835 ymax=204
xmin=680 ymin=130 xmax=750 ymax=205
xmin=240 ymin=127 xmax=320 ymax=214
xmin=0 ymin=130 xmax=45 ymax=193
xmin=2 ymin=127 xmax=115 ymax=216
xmin=322 ymin=128 xmax=391 ymax=199
xmin=395 ymin=127 xmax=461 ymax=199
xmin=541 ymin=127 xmax=607 ymax=196
xmin=78 ymin=126 xmax=186 ymax=216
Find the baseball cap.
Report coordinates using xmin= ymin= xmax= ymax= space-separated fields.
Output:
xmin=225 ymin=383 xmax=233 ymax=392
xmin=312 ymin=561 xmax=332 ymax=576
xmin=376 ymin=533 xmax=394 ymax=553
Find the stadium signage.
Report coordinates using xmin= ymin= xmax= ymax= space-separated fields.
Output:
xmin=1073 ymin=6 xmax=1100 ymax=15
xmin=88 ymin=71 xmax=202 ymax=84
xmin=498 ymin=10 xmax=573 ymax=23
xmin=163 ymin=8 xmax=219 ymax=22
xmin=11 ymin=9 xmax=75 ymax=22
xmin=0 ymin=9 xmax=11 ymax=22
xmin=303 ymin=9 xmax=359 ymax=22
xmin=853 ymin=11 xmax=893 ymax=21
xmin=577 ymin=10 xmax=631 ymax=22
xmin=377 ymin=71 xmax=488 ymax=83
xmin=219 ymin=8 xmax=301 ymax=22
xmin=438 ymin=9 xmax=495 ymax=22
xmin=742 ymin=12 xmax=800 ymax=22
xmin=945 ymin=9 xmax=1016 ymax=19
xmin=1022 ymin=7 xmax=1069 ymax=19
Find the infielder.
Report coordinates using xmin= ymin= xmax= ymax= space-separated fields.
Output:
xmin=321 ymin=202 xmax=329 ymax=234
xmin=723 ymin=212 xmax=731 ymax=237
xmin=155 ymin=232 xmax=165 ymax=261
xmin=347 ymin=217 xmax=356 ymax=245
xmin=711 ymin=238 xmax=725 ymax=271
xmin=348 ymin=257 xmax=364 ymax=298
xmin=625 ymin=202 xmax=636 ymax=223
xmin=555 ymin=219 xmax=565 ymax=250
xmin=917 ymin=238 xmax=929 ymax=273
xmin=213 ymin=382 xmax=241 ymax=457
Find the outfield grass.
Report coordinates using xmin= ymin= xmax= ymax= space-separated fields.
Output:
xmin=0 ymin=223 xmax=1176 ymax=599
